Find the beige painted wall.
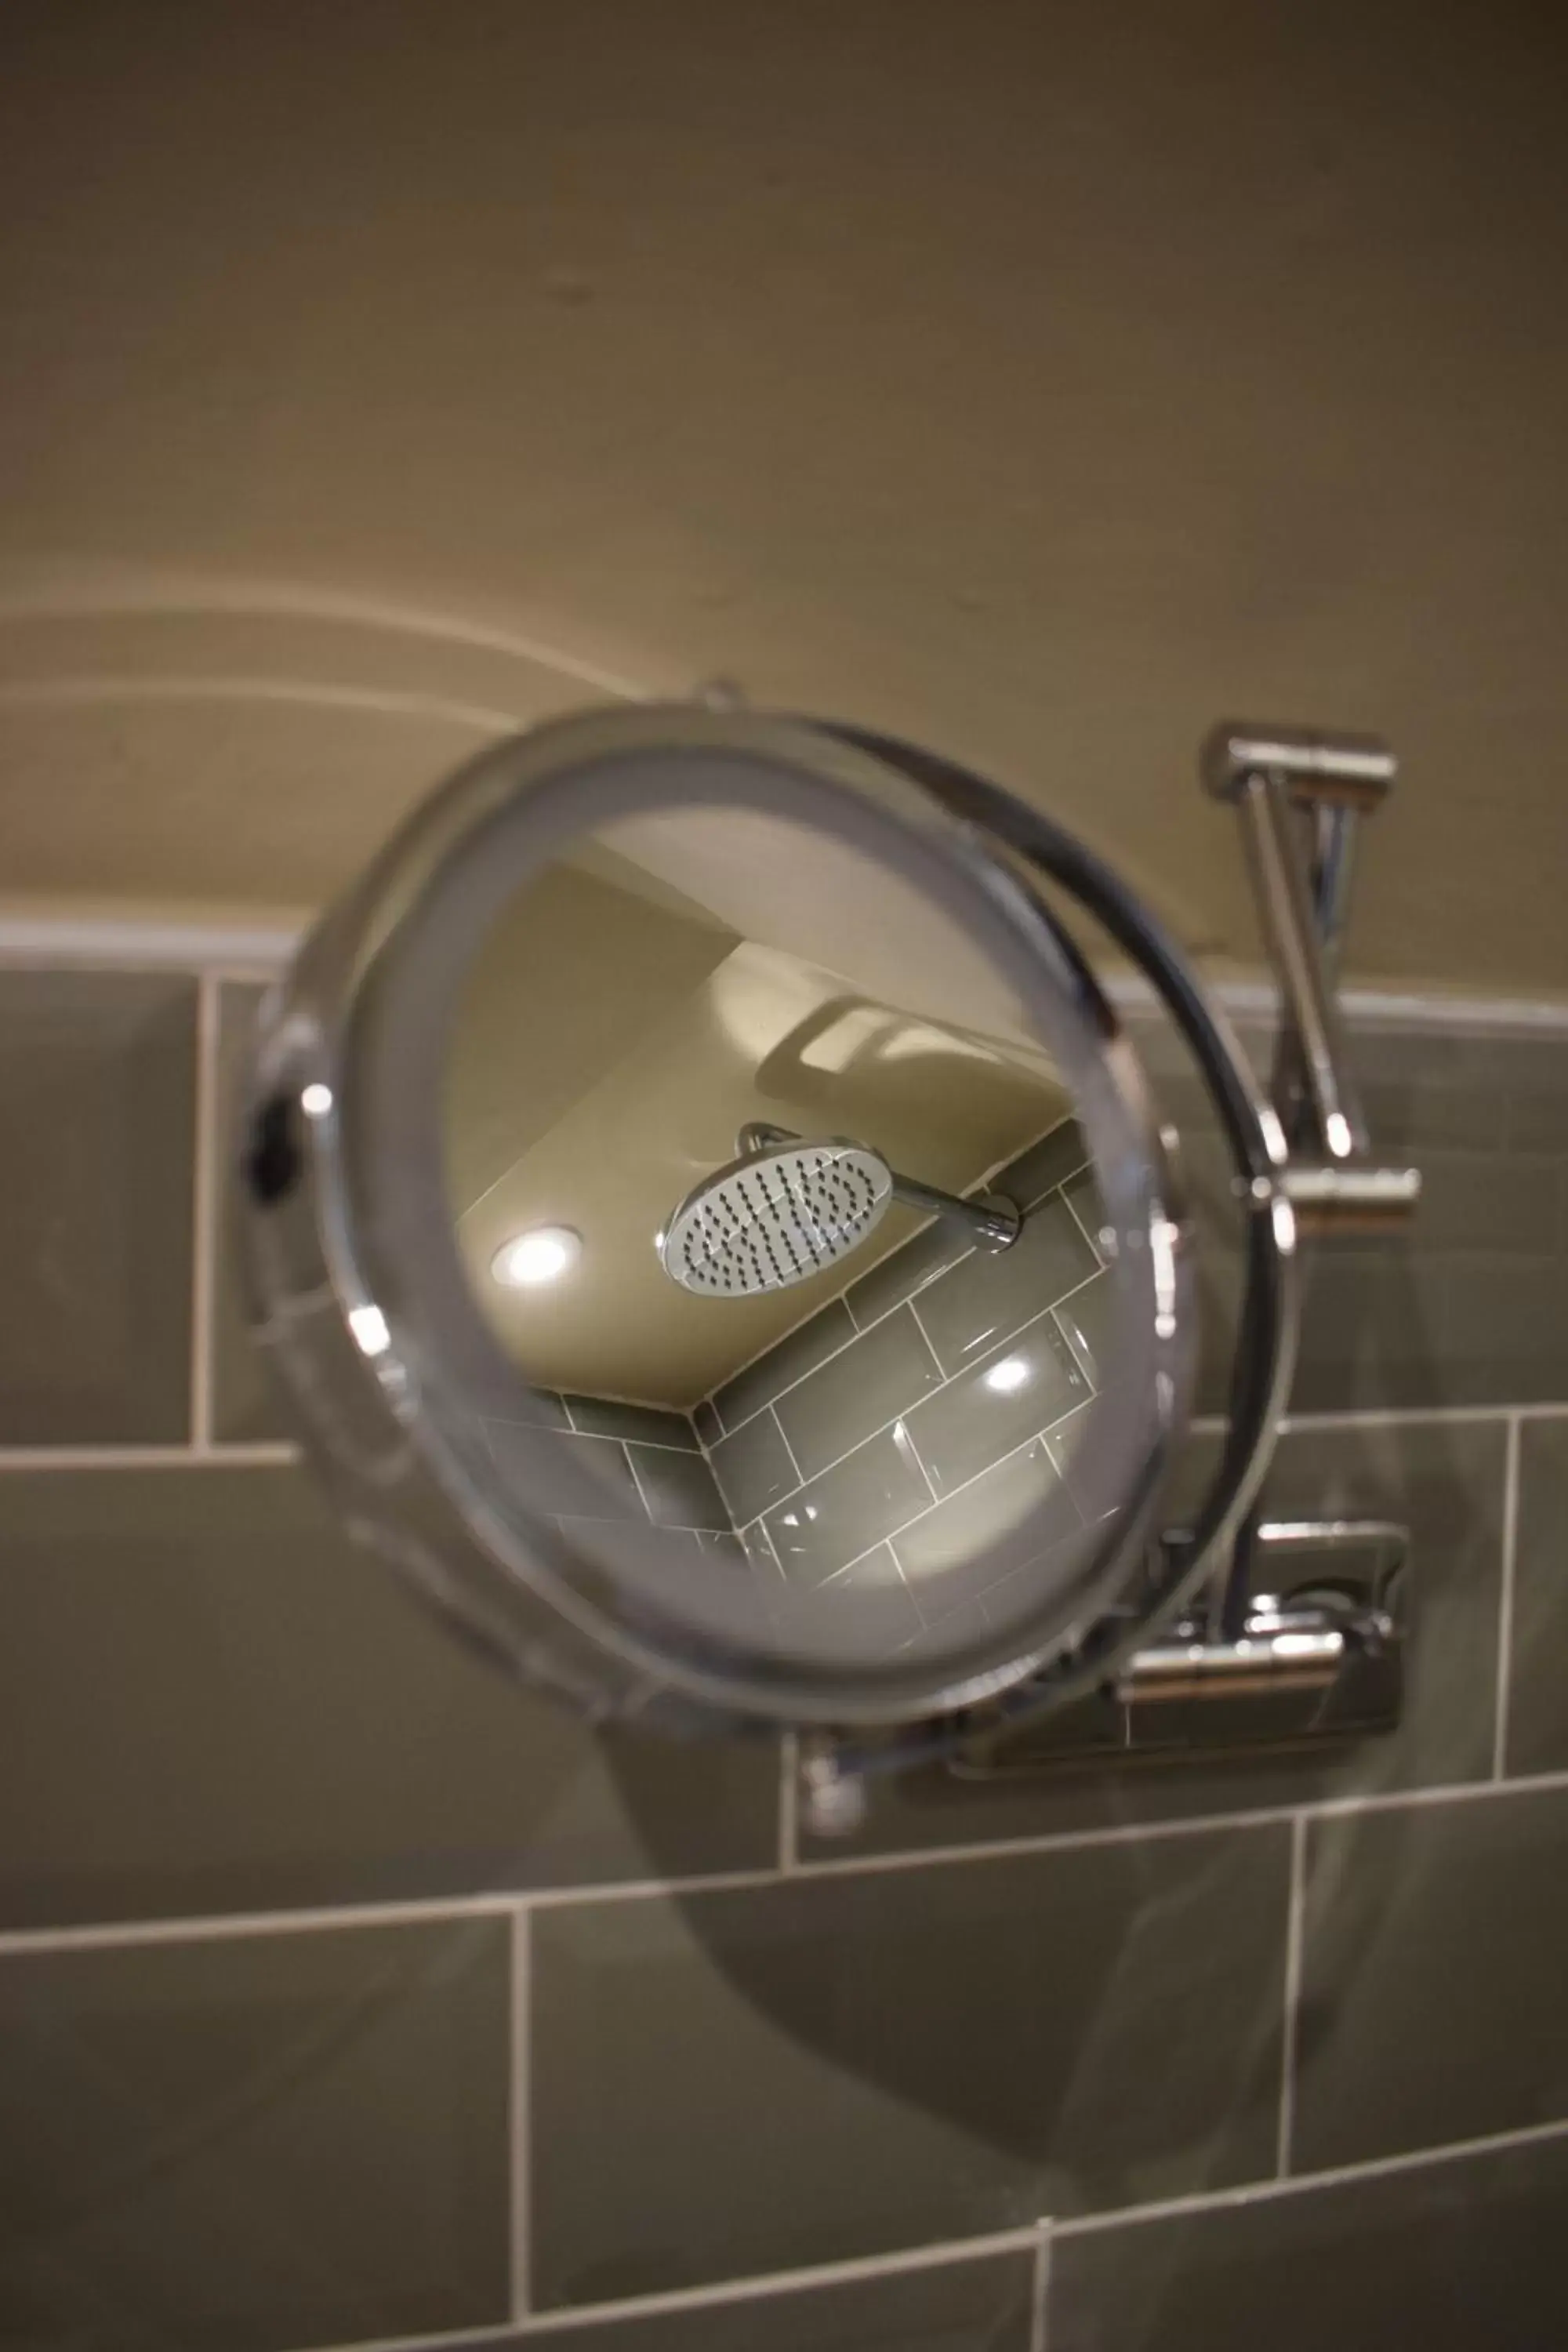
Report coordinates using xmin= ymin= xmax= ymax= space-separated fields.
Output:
xmin=2 ymin=3 xmax=1566 ymax=993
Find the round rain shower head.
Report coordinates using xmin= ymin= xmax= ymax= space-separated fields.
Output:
xmin=660 ymin=1140 xmax=894 ymax=1298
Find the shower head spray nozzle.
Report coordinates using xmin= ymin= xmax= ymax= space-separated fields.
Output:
xmin=659 ymin=1136 xmax=895 ymax=1298
xmin=658 ymin=1123 xmax=1020 ymax=1298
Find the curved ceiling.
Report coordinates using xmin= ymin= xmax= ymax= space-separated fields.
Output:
xmin=2 ymin=1 xmax=1566 ymax=989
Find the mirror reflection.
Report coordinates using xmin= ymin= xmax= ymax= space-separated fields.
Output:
xmin=439 ymin=801 xmax=1112 ymax=1672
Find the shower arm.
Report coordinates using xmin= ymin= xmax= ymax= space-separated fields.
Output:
xmin=735 ymin=1122 xmax=1022 ymax=1252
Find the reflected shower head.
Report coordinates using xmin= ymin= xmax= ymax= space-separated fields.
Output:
xmin=659 ymin=1137 xmax=894 ymax=1298
xmin=658 ymin=1123 xmax=1022 ymax=1298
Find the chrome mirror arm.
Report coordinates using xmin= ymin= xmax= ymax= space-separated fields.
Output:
xmin=1201 ymin=723 xmax=1421 ymax=1234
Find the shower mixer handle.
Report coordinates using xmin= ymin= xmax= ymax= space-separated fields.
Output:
xmin=735 ymin=1123 xmax=1022 ymax=1253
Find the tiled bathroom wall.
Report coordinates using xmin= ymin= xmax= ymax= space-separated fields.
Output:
xmin=693 ymin=1120 xmax=1104 ymax=1657
xmin=4 ymin=952 xmax=1568 ymax=2350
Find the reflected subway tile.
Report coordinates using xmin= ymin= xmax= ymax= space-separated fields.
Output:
xmin=914 ymin=1195 xmax=1098 ymax=1377
xmin=763 ymin=1426 xmax=932 ymax=1587
xmin=903 ymin=1314 xmax=1089 ymax=1498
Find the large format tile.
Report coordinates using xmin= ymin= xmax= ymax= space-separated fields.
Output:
xmin=529 ymin=1824 xmax=1288 ymax=2305
xmin=0 ymin=970 xmax=195 ymax=1444
xmin=0 ymin=1465 xmax=779 ymax=1927
xmin=488 ymin=2246 xmax=1038 ymax=2350
xmin=1507 ymin=1415 xmax=1568 ymax=1773
xmin=1049 ymin=2131 xmax=1568 ymax=2352
xmin=764 ymin=1425 xmax=932 ymax=1585
xmin=1293 ymin=1782 xmax=1568 ymax=2171
xmin=903 ymin=1313 xmax=1089 ymax=1497
xmin=712 ymin=1300 xmax=855 ymax=1434
xmin=800 ymin=1420 xmax=1504 ymax=1858
xmin=0 ymin=1918 xmax=510 ymax=2350
xmin=774 ymin=1305 xmax=943 ymax=1479
xmin=914 ymin=1195 xmax=1098 ymax=1377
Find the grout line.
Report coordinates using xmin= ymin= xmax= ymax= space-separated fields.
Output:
xmin=510 ymin=1907 xmax=532 ymax=2322
xmin=786 ymin=1391 xmax=1098 ymax=1591
xmin=9 ymin=1755 xmax=1568 ymax=1968
xmin=1193 ymin=1402 xmax=1568 ymax=1439
xmin=1029 ymin=2223 xmax=1052 ymax=2352
xmin=1493 ymin=1414 xmax=1523 ymax=1780
xmin=503 ymin=2227 xmax=1045 ymax=2336
xmin=903 ymin=1417 xmax=940 ymax=1505
xmin=770 ymin=1403 xmax=804 ymax=1487
xmin=729 ymin=1283 xmax=1103 ymax=1526
xmin=908 ymin=1296 xmax=949 ymax=1382
xmin=560 ymin=1396 xmax=579 ymax=1432
xmin=1051 ymin=2113 xmax=1568 ymax=2242
xmin=1276 ymin=1812 xmax=1308 ymax=2177
xmin=778 ymin=1733 xmax=800 ymax=1870
xmin=620 ymin=1443 xmax=655 ymax=1524
xmin=13 ymin=1766 xmax=1568 ymax=1960
xmin=1062 ymin=1175 xmax=1102 ymax=1262
xmin=292 ymin=2114 xmax=1568 ymax=2350
xmin=189 ymin=971 xmax=220 ymax=1454
xmin=0 ymin=916 xmax=304 ymax=971
xmin=0 ymin=1441 xmax=302 ymax=1471
xmin=1282 ymin=1400 xmax=1568 ymax=1432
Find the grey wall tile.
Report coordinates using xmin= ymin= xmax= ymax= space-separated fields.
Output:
xmin=565 ymin=1396 xmax=699 ymax=1450
xmin=1295 ymin=1784 xmax=1568 ymax=2172
xmin=894 ymin=1434 xmax=1086 ymax=1622
xmin=1053 ymin=1271 xmax=1113 ymax=1385
xmin=915 ymin=1196 xmax=1098 ymax=1377
xmin=485 ymin=1422 xmax=648 ymax=1519
xmin=1049 ymin=2132 xmax=1568 ymax=2352
xmin=0 ymin=970 xmax=195 ymax=1444
xmin=845 ymin=1213 xmax=971 ymax=1328
xmin=999 ymin=1117 xmax=1088 ymax=1209
xmin=1505 ymin=1414 xmax=1568 ymax=1774
xmin=1134 ymin=1010 xmax=1568 ymax=1413
xmin=710 ymin=1410 xmax=799 ymax=1525
xmin=530 ymin=1824 xmax=1288 ymax=2304
xmin=1062 ymin=1167 xmax=1105 ymax=1258
xmin=0 ymin=1465 xmax=779 ymax=1927
xmin=713 ymin=1300 xmax=856 ymax=1433
xmin=812 ymin=1541 xmax=926 ymax=1657
xmin=0 ymin=1918 xmax=510 ymax=2350
xmin=800 ymin=1420 xmax=1504 ymax=1858
xmin=903 ymin=1315 xmax=1089 ymax=1498
xmin=212 ymin=982 xmax=292 ymax=1442
xmin=774 ymin=1305 xmax=942 ymax=1479
xmin=693 ymin=1399 xmax=723 ymax=1448
xmin=764 ymin=1425 xmax=932 ymax=1586
xmin=628 ymin=1441 xmax=731 ymax=1531
xmin=476 ymin=2247 xmax=1039 ymax=2350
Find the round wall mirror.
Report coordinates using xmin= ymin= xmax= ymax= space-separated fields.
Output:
xmin=240 ymin=704 xmax=1240 ymax=1748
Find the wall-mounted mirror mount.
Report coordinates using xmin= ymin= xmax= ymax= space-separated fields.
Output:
xmin=237 ymin=706 xmax=1417 ymax=1830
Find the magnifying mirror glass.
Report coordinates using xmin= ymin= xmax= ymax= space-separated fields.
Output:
xmin=239 ymin=705 xmax=1197 ymax=1740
